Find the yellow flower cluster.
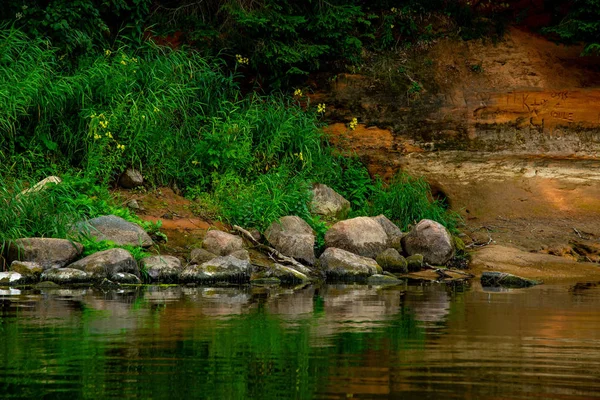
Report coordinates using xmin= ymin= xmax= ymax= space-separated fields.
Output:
xmin=349 ymin=117 xmax=358 ymax=130
xmin=191 ymin=160 xmax=200 ymax=165
xmin=317 ymin=103 xmax=326 ymax=114
xmin=236 ymin=54 xmax=249 ymax=65
xmin=391 ymin=7 xmax=397 ymax=12
xmin=293 ymin=89 xmax=303 ymax=97
xmin=116 ymin=144 xmax=125 ymax=151
xmin=104 ymin=49 xmax=111 ymax=56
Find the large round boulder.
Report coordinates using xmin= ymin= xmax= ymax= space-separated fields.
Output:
xmin=140 ymin=255 xmax=183 ymax=283
xmin=6 ymin=238 xmax=84 ymax=270
xmin=70 ymin=215 xmax=153 ymax=247
xmin=311 ymin=184 xmax=351 ymax=220
xmin=202 ymin=230 xmax=243 ymax=256
xmin=319 ymin=247 xmax=382 ymax=281
xmin=180 ymin=255 xmax=252 ymax=284
xmin=68 ymin=248 xmax=139 ymax=280
xmin=264 ymin=216 xmax=316 ymax=265
xmin=401 ymin=219 xmax=454 ymax=265
xmin=324 ymin=217 xmax=388 ymax=258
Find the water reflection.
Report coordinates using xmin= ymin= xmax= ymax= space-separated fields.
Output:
xmin=1 ymin=282 xmax=600 ymax=399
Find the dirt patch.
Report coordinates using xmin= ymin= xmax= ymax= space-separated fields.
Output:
xmin=113 ymin=187 xmax=224 ymax=260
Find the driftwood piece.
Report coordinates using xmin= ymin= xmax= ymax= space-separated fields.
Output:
xmin=232 ymin=225 xmax=315 ymax=277
xmin=423 ymin=263 xmax=475 ymax=279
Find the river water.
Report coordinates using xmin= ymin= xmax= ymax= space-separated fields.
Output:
xmin=1 ymin=282 xmax=599 ymax=399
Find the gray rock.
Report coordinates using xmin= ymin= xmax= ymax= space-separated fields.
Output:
xmin=180 ymin=255 xmax=252 ymax=284
xmin=119 ymin=168 xmax=144 ymax=189
xmin=406 ymin=254 xmax=424 ymax=272
xmin=202 ymin=230 xmax=243 ymax=256
xmin=111 ymin=272 xmax=142 ymax=284
xmin=0 ymin=271 xmax=30 ymax=286
xmin=251 ymin=263 xmax=310 ymax=284
xmin=71 ymin=215 xmax=153 ymax=247
xmin=265 ymin=216 xmax=316 ymax=265
xmin=325 ymin=217 xmax=389 ymax=258
xmin=376 ymin=248 xmax=408 ymax=273
xmin=10 ymin=261 xmax=43 ymax=283
xmin=7 ymin=238 xmax=84 ymax=270
xmin=367 ymin=274 xmax=403 ymax=285
xmin=371 ymin=215 xmax=403 ymax=243
xmin=481 ymin=271 xmax=541 ymax=288
xmin=189 ymin=248 xmax=218 ymax=264
xmin=141 ymin=255 xmax=183 ymax=283
xmin=68 ymin=248 xmax=139 ymax=280
xmin=230 ymin=249 xmax=250 ymax=261
xmin=127 ymin=199 xmax=140 ymax=210
xmin=41 ymin=268 xmax=93 ymax=285
xmin=402 ymin=219 xmax=454 ymax=265
xmin=319 ymin=247 xmax=382 ymax=281
xmin=311 ymin=183 xmax=351 ymax=219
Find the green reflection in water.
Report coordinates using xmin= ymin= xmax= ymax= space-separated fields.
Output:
xmin=0 ymin=289 xmax=425 ymax=399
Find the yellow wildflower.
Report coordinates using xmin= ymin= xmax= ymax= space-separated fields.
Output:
xmin=120 ymin=60 xmax=127 ymax=65
xmin=93 ymin=134 xmax=101 ymax=140
xmin=293 ymin=89 xmax=303 ymax=97
xmin=153 ymin=106 xmax=160 ymax=113
xmin=106 ymin=132 xmax=113 ymax=139
xmin=391 ymin=7 xmax=397 ymax=12
xmin=317 ymin=103 xmax=326 ymax=113
xmin=192 ymin=160 xmax=199 ymax=165
xmin=349 ymin=117 xmax=358 ymax=130
xmin=99 ymin=120 xmax=108 ymax=129
xmin=104 ymin=49 xmax=111 ymax=56
xmin=235 ymin=54 xmax=249 ymax=65
xmin=390 ymin=24 xmax=395 ymax=28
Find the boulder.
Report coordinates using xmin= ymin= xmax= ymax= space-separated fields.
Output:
xmin=367 ymin=274 xmax=403 ymax=285
xmin=111 ymin=272 xmax=142 ymax=284
xmin=68 ymin=248 xmax=139 ymax=280
xmin=406 ymin=254 xmax=424 ymax=272
xmin=311 ymin=184 xmax=351 ymax=219
xmin=402 ymin=219 xmax=454 ymax=265
xmin=230 ymin=249 xmax=250 ymax=261
xmin=71 ymin=215 xmax=153 ymax=247
xmin=481 ymin=271 xmax=541 ymax=288
xmin=264 ymin=216 xmax=316 ymax=265
xmin=10 ymin=261 xmax=43 ymax=283
xmin=141 ymin=255 xmax=183 ymax=283
xmin=371 ymin=215 xmax=403 ymax=243
xmin=41 ymin=268 xmax=93 ymax=285
xmin=376 ymin=248 xmax=408 ymax=273
xmin=202 ymin=230 xmax=243 ymax=256
xmin=7 ymin=238 xmax=84 ymax=270
xmin=180 ymin=255 xmax=252 ymax=284
xmin=319 ymin=247 xmax=382 ymax=281
xmin=251 ymin=264 xmax=310 ymax=285
xmin=0 ymin=271 xmax=30 ymax=286
xmin=189 ymin=248 xmax=218 ymax=265
xmin=324 ymin=217 xmax=388 ymax=258
xmin=119 ymin=168 xmax=144 ymax=189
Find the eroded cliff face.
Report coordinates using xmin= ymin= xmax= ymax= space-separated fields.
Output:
xmin=318 ymin=27 xmax=600 ymax=255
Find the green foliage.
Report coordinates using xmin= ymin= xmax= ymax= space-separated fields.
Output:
xmin=365 ymin=172 xmax=460 ymax=232
xmin=1 ymin=0 xmax=151 ymax=55
xmin=543 ymin=0 xmax=600 ymax=55
xmin=0 ymin=174 xmax=158 ymax=255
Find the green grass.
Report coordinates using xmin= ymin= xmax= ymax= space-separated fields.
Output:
xmin=0 ymin=26 xmax=459 ymax=253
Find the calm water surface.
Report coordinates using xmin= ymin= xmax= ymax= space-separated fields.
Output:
xmin=1 ymin=281 xmax=600 ymax=399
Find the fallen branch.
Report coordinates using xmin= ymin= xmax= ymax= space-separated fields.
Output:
xmin=232 ymin=225 xmax=315 ymax=277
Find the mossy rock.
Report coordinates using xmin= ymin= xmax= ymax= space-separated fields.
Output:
xmin=406 ymin=254 xmax=424 ymax=272
xmin=376 ymin=248 xmax=408 ymax=273
xmin=481 ymin=271 xmax=541 ymax=288
xmin=452 ymin=235 xmax=466 ymax=254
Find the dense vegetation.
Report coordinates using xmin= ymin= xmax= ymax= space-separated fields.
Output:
xmin=11 ymin=0 xmax=592 ymax=254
